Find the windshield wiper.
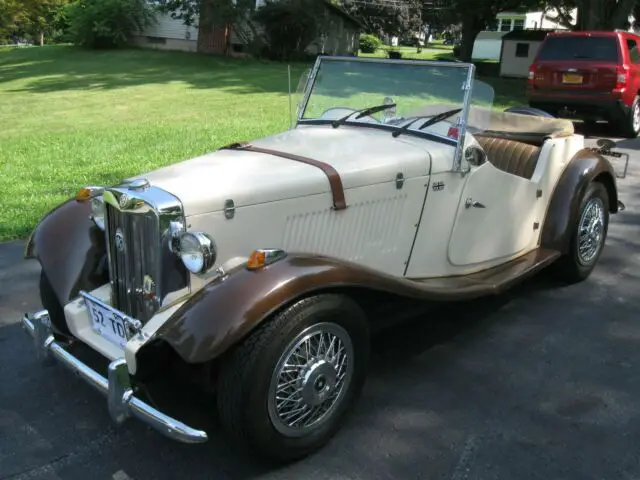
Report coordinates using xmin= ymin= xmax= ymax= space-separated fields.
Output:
xmin=391 ymin=116 xmax=431 ymax=138
xmin=417 ymin=108 xmax=463 ymax=130
xmin=332 ymin=103 xmax=397 ymax=128
xmin=391 ymin=108 xmax=463 ymax=138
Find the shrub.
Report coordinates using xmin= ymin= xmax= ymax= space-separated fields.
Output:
xmin=359 ymin=33 xmax=381 ymax=53
xmin=387 ymin=49 xmax=402 ymax=59
xmin=66 ymin=0 xmax=156 ymax=49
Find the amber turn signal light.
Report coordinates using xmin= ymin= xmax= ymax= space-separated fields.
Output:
xmin=75 ymin=186 xmax=105 ymax=202
xmin=246 ymin=249 xmax=287 ymax=270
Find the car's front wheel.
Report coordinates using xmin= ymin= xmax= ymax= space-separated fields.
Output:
xmin=216 ymin=293 xmax=370 ymax=463
xmin=548 ymin=181 xmax=609 ymax=284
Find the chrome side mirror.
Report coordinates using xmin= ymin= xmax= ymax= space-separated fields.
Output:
xmin=464 ymin=145 xmax=487 ymax=167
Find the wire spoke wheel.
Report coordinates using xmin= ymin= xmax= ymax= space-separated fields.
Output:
xmin=268 ymin=322 xmax=354 ymax=438
xmin=577 ymin=196 xmax=605 ymax=266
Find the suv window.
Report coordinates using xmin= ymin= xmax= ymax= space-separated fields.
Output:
xmin=627 ymin=38 xmax=640 ymax=63
xmin=537 ymin=36 xmax=620 ymax=62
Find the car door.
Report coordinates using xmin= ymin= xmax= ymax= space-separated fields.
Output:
xmin=446 ymin=159 xmax=541 ymax=268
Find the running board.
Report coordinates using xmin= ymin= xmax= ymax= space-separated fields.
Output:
xmin=411 ymin=248 xmax=561 ymax=300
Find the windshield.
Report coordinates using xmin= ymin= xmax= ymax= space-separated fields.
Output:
xmin=295 ymin=56 xmax=494 ymax=148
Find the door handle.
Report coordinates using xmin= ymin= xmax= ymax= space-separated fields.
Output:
xmin=465 ymin=197 xmax=485 ymax=209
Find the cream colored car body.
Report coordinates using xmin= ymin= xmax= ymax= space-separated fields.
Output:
xmin=62 ymin=111 xmax=582 ymax=373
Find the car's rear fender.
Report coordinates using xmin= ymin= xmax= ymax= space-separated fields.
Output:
xmin=540 ymin=148 xmax=619 ymax=254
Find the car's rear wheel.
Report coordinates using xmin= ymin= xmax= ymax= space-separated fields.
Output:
xmin=548 ymin=181 xmax=609 ymax=284
xmin=216 ymin=293 xmax=370 ymax=463
xmin=618 ymin=95 xmax=640 ymax=138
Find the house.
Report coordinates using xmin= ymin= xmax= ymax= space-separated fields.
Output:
xmin=131 ymin=11 xmax=199 ymax=52
xmin=495 ymin=7 xmax=576 ymax=32
xmin=499 ymin=29 xmax=554 ymax=78
xmin=132 ymin=0 xmax=362 ymax=57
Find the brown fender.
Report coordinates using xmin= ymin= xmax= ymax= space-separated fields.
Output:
xmin=25 ymin=199 xmax=108 ymax=332
xmin=150 ymin=248 xmax=555 ymax=365
xmin=540 ymin=148 xmax=619 ymax=253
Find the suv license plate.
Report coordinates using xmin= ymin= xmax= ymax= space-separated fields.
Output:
xmin=562 ymin=73 xmax=583 ymax=84
xmin=85 ymin=297 xmax=128 ymax=348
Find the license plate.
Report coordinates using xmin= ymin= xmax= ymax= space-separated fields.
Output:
xmin=84 ymin=297 xmax=129 ymax=348
xmin=562 ymin=73 xmax=583 ymax=84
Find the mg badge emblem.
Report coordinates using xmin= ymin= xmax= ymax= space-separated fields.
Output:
xmin=115 ymin=228 xmax=125 ymax=252
xmin=119 ymin=194 xmax=129 ymax=209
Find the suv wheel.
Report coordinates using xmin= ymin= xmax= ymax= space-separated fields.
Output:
xmin=620 ymin=96 xmax=640 ymax=138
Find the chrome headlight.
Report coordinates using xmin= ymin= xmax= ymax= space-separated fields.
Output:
xmin=179 ymin=232 xmax=217 ymax=274
xmin=91 ymin=196 xmax=105 ymax=230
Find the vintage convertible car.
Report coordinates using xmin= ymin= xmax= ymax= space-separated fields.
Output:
xmin=20 ymin=56 xmax=625 ymax=462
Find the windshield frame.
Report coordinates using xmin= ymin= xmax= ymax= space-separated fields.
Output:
xmin=294 ymin=56 xmax=477 ymax=172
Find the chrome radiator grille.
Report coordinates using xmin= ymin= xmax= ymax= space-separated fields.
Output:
xmin=105 ymin=203 xmax=161 ymax=322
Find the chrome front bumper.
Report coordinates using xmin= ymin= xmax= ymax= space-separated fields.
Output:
xmin=21 ymin=310 xmax=208 ymax=444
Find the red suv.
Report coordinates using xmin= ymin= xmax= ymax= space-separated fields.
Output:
xmin=526 ymin=30 xmax=640 ymax=138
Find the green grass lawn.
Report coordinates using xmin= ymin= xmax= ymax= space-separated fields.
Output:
xmin=0 ymin=45 xmax=527 ymax=241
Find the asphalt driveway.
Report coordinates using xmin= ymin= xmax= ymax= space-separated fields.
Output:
xmin=1 ymin=127 xmax=640 ymax=480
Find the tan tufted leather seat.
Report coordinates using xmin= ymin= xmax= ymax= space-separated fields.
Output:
xmin=474 ymin=136 xmax=541 ymax=180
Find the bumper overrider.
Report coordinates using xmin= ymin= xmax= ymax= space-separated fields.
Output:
xmin=21 ymin=308 xmax=208 ymax=444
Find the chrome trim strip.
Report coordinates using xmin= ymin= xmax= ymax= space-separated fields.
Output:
xmin=453 ymin=63 xmax=476 ymax=174
xmin=21 ymin=310 xmax=208 ymax=444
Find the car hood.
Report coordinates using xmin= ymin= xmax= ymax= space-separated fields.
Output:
xmin=135 ymin=125 xmax=446 ymax=217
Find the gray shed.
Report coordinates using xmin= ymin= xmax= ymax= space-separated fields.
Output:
xmin=499 ymin=29 xmax=555 ymax=78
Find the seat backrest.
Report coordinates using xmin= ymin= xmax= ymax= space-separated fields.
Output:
xmin=474 ymin=136 xmax=541 ymax=180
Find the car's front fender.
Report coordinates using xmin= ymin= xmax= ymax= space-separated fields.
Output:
xmin=148 ymin=253 xmax=490 ymax=365
xmin=540 ymin=148 xmax=619 ymax=254
xmin=26 ymin=198 xmax=108 ymax=308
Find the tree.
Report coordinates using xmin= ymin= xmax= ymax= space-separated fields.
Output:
xmin=0 ymin=0 xmax=71 ymax=45
xmin=66 ymin=0 xmax=155 ymax=49
xmin=340 ymin=0 xmax=423 ymax=38
xmin=544 ymin=0 xmax=637 ymax=31
xmin=22 ymin=0 xmax=71 ymax=46
xmin=0 ymin=0 xmax=25 ymax=39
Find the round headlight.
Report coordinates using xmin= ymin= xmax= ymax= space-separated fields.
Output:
xmin=179 ymin=232 xmax=217 ymax=274
xmin=91 ymin=197 xmax=105 ymax=230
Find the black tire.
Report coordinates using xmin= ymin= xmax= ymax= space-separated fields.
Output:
xmin=39 ymin=269 xmax=73 ymax=338
xmin=618 ymin=95 xmax=640 ymax=138
xmin=216 ymin=293 xmax=370 ymax=464
xmin=548 ymin=181 xmax=609 ymax=284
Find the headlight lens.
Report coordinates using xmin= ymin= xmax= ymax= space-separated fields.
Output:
xmin=179 ymin=232 xmax=217 ymax=274
xmin=91 ymin=197 xmax=105 ymax=230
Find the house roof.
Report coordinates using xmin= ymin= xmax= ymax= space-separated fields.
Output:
xmin=322 ymin=0 xmax=364 ymax=29
xmin=502 ymin=29 xmax=556 ymax=41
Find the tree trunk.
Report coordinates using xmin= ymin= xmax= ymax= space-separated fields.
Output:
xmin=38 ymin=31 xmax=44 ymax=46
xmin=459 ymin=13 xmax=484 ymax=62
xmin=577 ymin=0 xmax=635 ymax=30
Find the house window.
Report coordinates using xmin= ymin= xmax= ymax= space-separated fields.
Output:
xmin=499 ymin=19 xmax=512 ymax=32
xmin=515 ymin=42 xmax=530 ymax=57
xmin=513 ymin=19 xmax=525 ymax=30
xmin=146 ymin=36 xmax=166 ymax=44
